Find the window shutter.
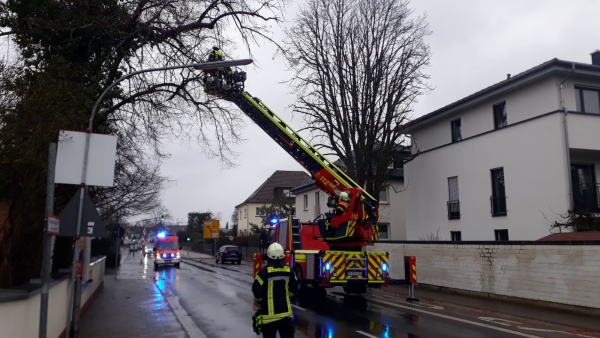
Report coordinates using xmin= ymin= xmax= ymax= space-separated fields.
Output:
xmin=448 ymin=177 xmax=459 ymax=201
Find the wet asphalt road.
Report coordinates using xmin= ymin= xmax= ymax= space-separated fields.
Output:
xmin=118 ymin=251 xmax=600 ymax=338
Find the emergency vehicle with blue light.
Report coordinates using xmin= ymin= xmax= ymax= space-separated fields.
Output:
xmin=153 ymin=232 xmax=182 ymax=269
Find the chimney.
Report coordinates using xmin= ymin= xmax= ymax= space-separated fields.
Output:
xmin=507 ymin=74 xmax=511 ymax=79
xmin=592 ymin=50 xmax=600 ymax=66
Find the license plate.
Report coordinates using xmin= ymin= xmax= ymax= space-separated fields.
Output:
xmin=347 ymin=271 xmax=362 ymax=276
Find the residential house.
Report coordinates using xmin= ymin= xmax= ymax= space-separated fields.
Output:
xmin=403 ymin=51 xmax=600 ymax=241
xmin=291 ymin=163 xmax=408 ymax=240
xmin=235 ymin=170 xmax=310 ymax=236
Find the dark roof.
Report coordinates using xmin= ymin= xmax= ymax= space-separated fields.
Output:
xmin=404 ymin=58 xmax=600 ymax=131
xmin=290 ymin=177 xmax=317 ymax=194
xmin=237 ymin=170 xmax=309 ymax=206
xmin=537 ymin=232 xmax=600 ymax=241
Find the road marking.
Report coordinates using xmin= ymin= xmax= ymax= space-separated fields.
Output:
xmin=356 ymin=330 xmax=378 ymax=338
xmin=214 ymin=275 xmax=226 ymax=280
xmin=517 ymin=327 xmax=598 ymax=338
xmin=371 ymin=299 xmax=541 ymax=338
xmin=479 ymin=317 xmax=522 ymax=326
xmin=371 ymin=295 xmax=443 ymax=310
xmin=292 ymin=304 xmax=306 ymax=311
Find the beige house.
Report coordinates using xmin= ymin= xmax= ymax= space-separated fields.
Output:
xmin=235 ymin=170 xmax=309 ymax=236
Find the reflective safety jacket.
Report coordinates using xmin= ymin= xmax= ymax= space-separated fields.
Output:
xmin=251 ymin=262 xmax=299 ymax=324
xmin=335 ymin=201 xmax=349 ymax=216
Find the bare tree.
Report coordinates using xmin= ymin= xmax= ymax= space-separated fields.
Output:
xmin=0 ymin=0 xmax=287 ymax=287
xmin=544 ymin=209 xmax=600 ymax=233
xmin=418 ymin=227 xmax=442 ymax=241
xmin=283 ymin=0 xmax=430 ymax=197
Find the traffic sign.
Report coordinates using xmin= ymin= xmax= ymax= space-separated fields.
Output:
xmin=203 ymin=220 xmax=220 ymax=239
xmin=58 ymin=190 xmax=108 ymax=237
xmin=47 ymin=215 xmax=60 ymax=235
xmin=228 ymin=236 xmax=234 ymax=241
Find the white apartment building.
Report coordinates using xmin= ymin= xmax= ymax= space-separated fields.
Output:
xmin=404 ymin=52 xmax=600 ymax=241
xmin=291 ymin=170 xmax=407 ymax=240
xmin=235 ymin=170 xmax=309 ymax=236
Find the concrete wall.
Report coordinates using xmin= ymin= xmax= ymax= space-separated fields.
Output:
xmin=568 ymin=113 xmax=600 ymax=151
xmin=368 ymin=243 xmax=600 ymax=309
xmin=0 ymin=257 xmax=106 ymax=338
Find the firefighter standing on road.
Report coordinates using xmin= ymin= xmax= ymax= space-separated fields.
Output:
xmin=252 ymin=242 xmax=298 ymax=338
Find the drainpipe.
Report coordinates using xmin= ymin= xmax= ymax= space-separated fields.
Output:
xmin=560 ymin=63 xmax=576 ymax=213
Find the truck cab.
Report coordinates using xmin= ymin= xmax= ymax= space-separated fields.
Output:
xmin=153 ymin=233 xmax=181 ymax=269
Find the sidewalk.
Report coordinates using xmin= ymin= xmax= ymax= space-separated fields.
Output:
xmin=79 ymin=253 xmax=188 ymax=338
xmin=377 ymin=284 xmax=600 ymax=333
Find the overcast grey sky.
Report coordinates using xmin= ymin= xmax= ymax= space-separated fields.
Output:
xmin=159 ymin=0 xmax=600 ymax=226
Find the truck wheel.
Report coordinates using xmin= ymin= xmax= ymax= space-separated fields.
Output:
xmin=154 ymin=262 xmax=158 ymax=269
xmin=175 ymin=263 xmax=180 ymax=269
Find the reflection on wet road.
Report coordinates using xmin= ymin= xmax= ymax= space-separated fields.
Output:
xmin=119 ymin=251 xmax=599 ymax=338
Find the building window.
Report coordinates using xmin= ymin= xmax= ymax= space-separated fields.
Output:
xmin=244 ymin=209 xmax=247 ymax=218
xmin=451 ymin=231 xmax=462 ymax=241
xmin=451 ymin=119 xmax=461 ymax=142
xmin=379 ymin=188 xmax=389 ymax=204
xmin=303 ymin=194 xmax=308 ymax=210
xmin=490 ymin=168 xmax=507 ymax=216
xmin=447 ymin=176 xmax=460 ymax=219
xmin=283 ymin=189 xmax=295 ymax=197
xmin=575 ymin=87 xmax=600 ymax=114
xmin=255 ymin=207 xmax=265 ymax=217
xmin=495 ymin=229 xmax=509 ymax=241
xmin=315 ymin=191 xmax=320 ymax=215
xmin=378 ymin=223 xmax=389 ymax=240
xmin=493 ymin=102 xmax=507 ymax=129
xmin=238 ymin=210 xmax=241 ymax=220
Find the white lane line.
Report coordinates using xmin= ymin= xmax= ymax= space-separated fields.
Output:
xmin=517 ymin=327 xmax=598 ymax=338
xmin=372 ymin=299 xmax=541 ymax=338
xmin=356 ymin=330 xmax=378 ymax=338
xmin=214 ymin=275 xmax=226 ymax=280
xmin=164 ymin=295 xmax=208 ymax=338
xmin=291 ymin=304 xmax=306 ymax=311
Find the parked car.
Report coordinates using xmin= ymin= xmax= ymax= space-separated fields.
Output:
xmin=144 ymin=244 xmax=154 ymax=256
xmin=216 ymin=245 xmax=242 ymax=264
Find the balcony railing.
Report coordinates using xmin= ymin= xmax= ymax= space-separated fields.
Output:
xmin=490 ymin=195 xmax=507 ymax=216
xmin=573 ymin=183 xmax=600 ymax=212
xmin=447 ymin=200 xmax=460 ymax=219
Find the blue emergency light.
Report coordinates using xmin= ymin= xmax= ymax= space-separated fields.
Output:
xmin=382 ymin=263 xmax=388 ymax=272
xmin=270 ymin=218 xmax=278 ymax=224
xmin=325 ymin=263 xmax=331 ymax=271
xmin=157 ymin=232 xmax=166 ymax=238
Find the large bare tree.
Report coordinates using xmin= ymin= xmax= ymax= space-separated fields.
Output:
xmin=0 ymin=0 xmax=285 ymax=287
xmin=284 ymin=0 xmax=430 ymax=197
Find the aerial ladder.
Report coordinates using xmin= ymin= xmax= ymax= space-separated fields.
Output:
xmin=202 ymin=61 xmax=390 ymax=295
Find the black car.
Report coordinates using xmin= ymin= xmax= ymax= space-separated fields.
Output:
xmin=216 ymin=245 xmax=242 ymax=264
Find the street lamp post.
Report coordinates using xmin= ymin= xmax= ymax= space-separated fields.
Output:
xmin=64 ymin=59 xmax=253 ymax=338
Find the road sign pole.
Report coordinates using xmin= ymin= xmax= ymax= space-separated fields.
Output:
xmin=66 ymin=129 xmax=92 ymax=338
xmin=39 ymin=143 xmax=57 ymax=338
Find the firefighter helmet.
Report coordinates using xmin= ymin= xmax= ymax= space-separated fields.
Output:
xmin=340 ymin=191 xmax=350 ymax=202
xmin=267 ymin=242 xmax=284 ymax=260
xmin=212 ymin=46 xmax=220 ymax=50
